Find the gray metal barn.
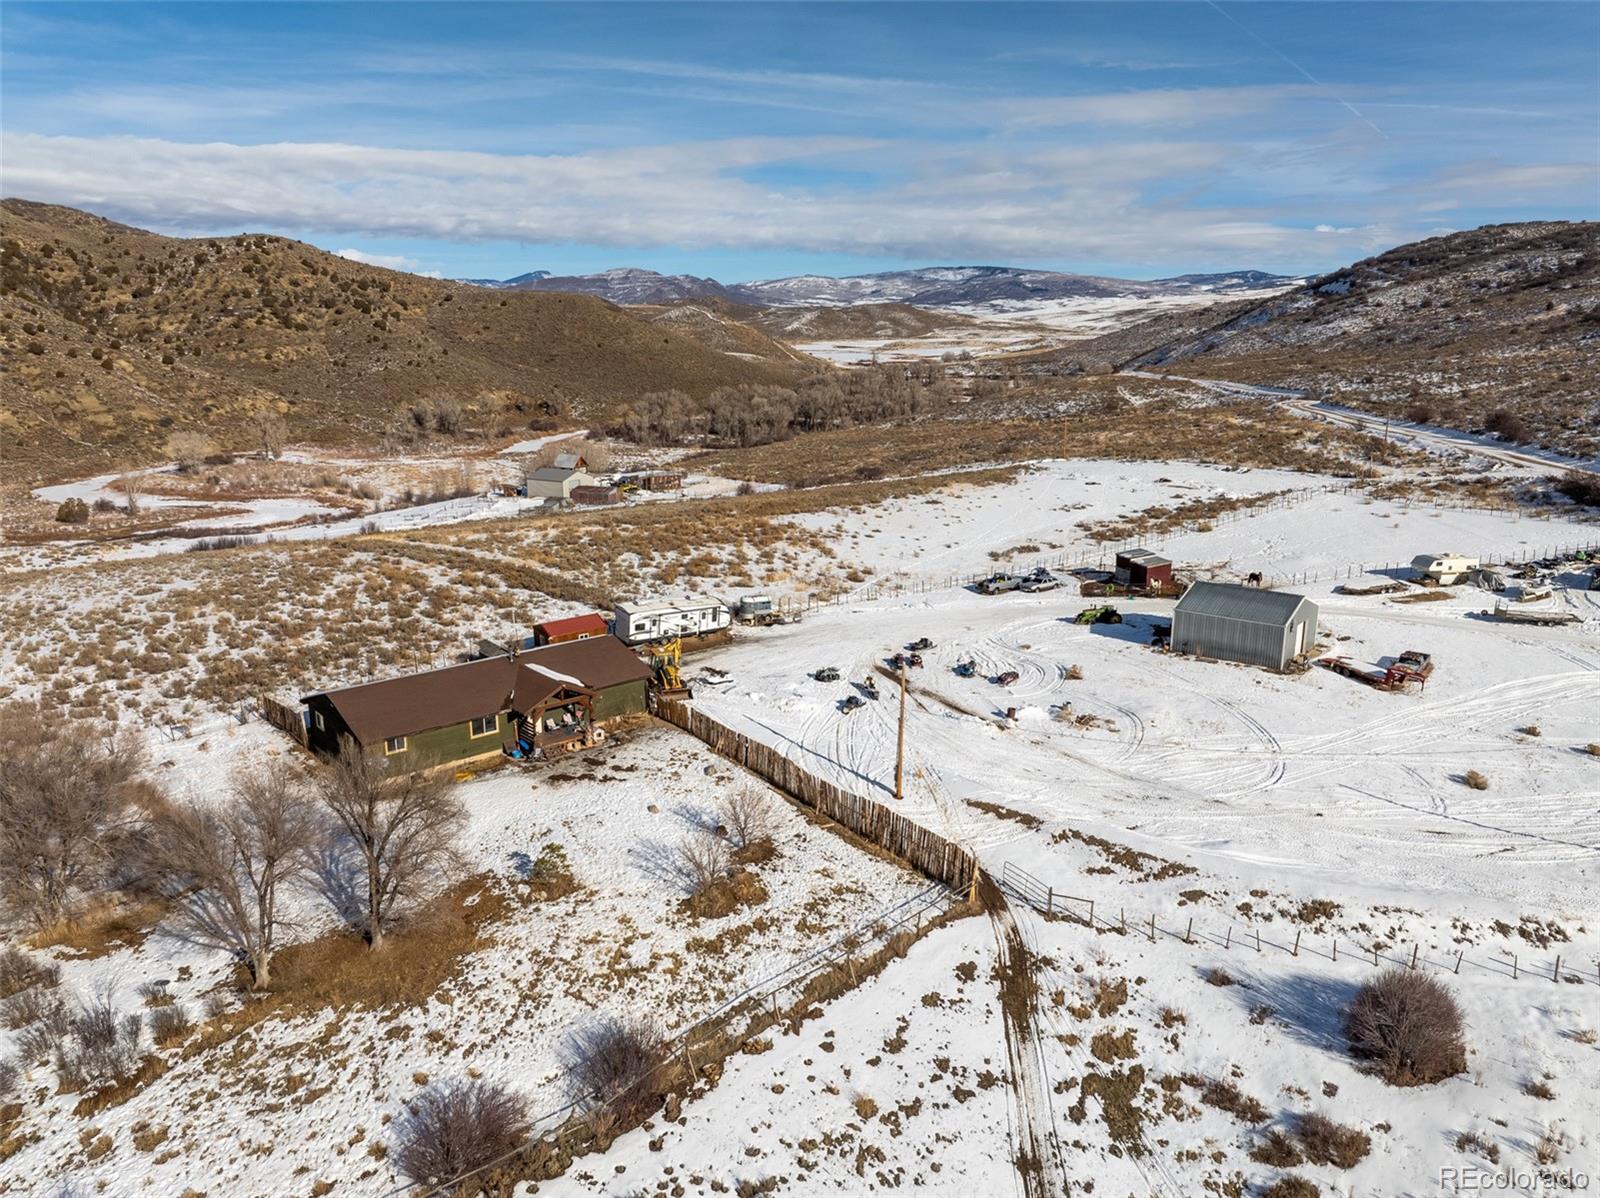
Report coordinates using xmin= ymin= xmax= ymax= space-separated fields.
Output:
xmin=1170 ymin=581 xmax=1319 ymax=670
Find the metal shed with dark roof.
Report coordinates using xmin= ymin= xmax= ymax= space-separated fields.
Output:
xmin=300 ymin=635 xmax=650 ymax=765
xmin=1170 ymin=581 xmax=1319 ymax=670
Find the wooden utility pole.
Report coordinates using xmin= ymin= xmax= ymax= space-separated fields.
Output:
xmin=895 ymin=663 xmax=907 ymax=800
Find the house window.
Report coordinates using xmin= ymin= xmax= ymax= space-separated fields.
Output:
xmin=313 ymin=711 xmax=326 ymax=732
xmin=384 ymin=736 xmax=408 ymax=755
xmin=469 ymin=714 xmax=498 ymax=738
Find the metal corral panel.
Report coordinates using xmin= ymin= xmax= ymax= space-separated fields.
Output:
xmin=1171 ymin=580 xmax=1318 ymax=669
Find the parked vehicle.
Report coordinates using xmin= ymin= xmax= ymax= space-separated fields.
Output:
xmin=994 ymin=670 xmax=1020 ymax=686
xmin=839 ymin=695 xmax=865 ymax=713
xmin=613 ymin=597 xmax=732 ymax=645
xmin=906 ymin=652 xmax=924 ymax=668
xmin=908 ymin=637 xmax=934 ymax=651
xmin=1074 ymin=605 xmax=1123 ymax=625
xmin=976 ymin=573 xmax=1021 ymax=595
xmin=861 ymin=677 xmax=880 ymax=700
xmin=1018 ymin=569 xmax=1060 ymax=593
xmin=1410 ymin=553 xmax=1480 ymax=586
xmin=812 ymin=666 xmax=840 ymax=682
xmin=953 ymin=660 xmax=977 ymax=677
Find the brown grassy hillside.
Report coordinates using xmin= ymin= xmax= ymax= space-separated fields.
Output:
xmin=0 ymin=200 xmax=809 ymax=481
xmin=1131 ymin=222 xmax=1600 ymax=458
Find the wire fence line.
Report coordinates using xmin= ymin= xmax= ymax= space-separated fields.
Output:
xmin=376 ymin=880 xmax=964 ymax=1198
xmin=998 ymin=861 xmax=1595 ymax=988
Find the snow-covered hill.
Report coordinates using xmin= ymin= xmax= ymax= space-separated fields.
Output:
xmin=460 ymin=264 xmax=1300 ymax=308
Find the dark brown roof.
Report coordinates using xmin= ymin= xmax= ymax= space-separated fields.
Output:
xmin=303 ymin=635 xmax=650 ymax=744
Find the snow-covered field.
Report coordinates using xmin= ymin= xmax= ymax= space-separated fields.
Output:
xmin=4 ymin=453 xmax=1597 ymax=1197
xmin=1 ymin=725 xmax=931 ymax=1196
xmin=792 ymin=287 xmax=1294 ymax=365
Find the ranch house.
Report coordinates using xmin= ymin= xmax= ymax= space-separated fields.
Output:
xmin=301 ymin=635 xmax=651 ymax=767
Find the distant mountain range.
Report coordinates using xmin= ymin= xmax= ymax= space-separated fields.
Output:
xmin=459 ymin=264 xmax=1300 ymax=308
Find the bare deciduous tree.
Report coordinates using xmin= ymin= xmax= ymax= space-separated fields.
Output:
xmin=116 ymin=473 xmax=142 ymax=517
xmin=249 ymin=408 xmax=288 ymax=459
xmin=673 ymin=831 xmax=730 ymax=897
xmin=153 ymin=761 xmax=317 ymax=989
xmin=0 ymin=704 xmax=147 ymax=929
xmin=166 ymin=431 xmax=214 ymax=473
xmin=315 ymin=747 xmax=465 ymax=950
xmin=716 ymin=787 xmax=775 ymax=851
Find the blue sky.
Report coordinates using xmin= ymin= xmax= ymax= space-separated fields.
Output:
xmin=2 ymin=2 xmax=1596 ymax=282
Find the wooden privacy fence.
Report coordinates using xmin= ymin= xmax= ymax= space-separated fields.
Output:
xmin=259 ymin=695 xmax=309 ymax=746
xmin=654 ymin=697 xmax=978 ymax=892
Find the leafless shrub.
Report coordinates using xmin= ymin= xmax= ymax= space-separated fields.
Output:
xmin=1199 ymin=1077 xmax=1268 ymax=1123
xmin=1262 ymin=1178 xmax=1318 ymax=1198
xmin=152 ymin=760 xmax=317 ymax=988
xmin=675 ymin=831 xmax=731 ymax=896
xmin=0 ymin=946 xmax=60 ymax=998
xmin=394 ymin=1078 xmax=529 ymax=1186
xmin=1296 ymin=1112 xmax=1371 ymax=1167
xmin=4 ymin=984 xmax=67 ymax=1031
xmin=1534 ymin=1126 xmax=1566 ymax=1164
xmin=1585 ymin=743 xmax=1600 ymax=757
xmin=1205 ymin=967 xmax=1234 ymax=987
xmin=1065 ymin=664 xmax=1084 ymax=681
xmin=1454 ymin=1130 xmax=1500 ymax=1162
xmin=1249 ymin=1003 xmax=1275 ymax=1025
xmin=56 ymin=992 xmax=143 ymax=1090
xmin=148 ymin=1004 xmax=191 ymax=1046
xmin=315 ymin=748 xmax=465 ymax=950
xmin=16 ymin=993 xmax=72 ymax=1062
xmin=563 ymin=1014 xmax=666 ymax=1131
xmin=1462 ymin=770 xmax=1489 ymax=790
xmin=1517 ymin=725 xmax=1541 ymax=737
xmin=1524 ymin=1078 xmax=1554 ymax=1100
xmin=1554 ymin=471 xmax=1600 ymax=508
xmin=717 ymin=788 xmax=776 ymax=852
xmin=136 ymin=980 xmax=173 ymax=1007
xmin=0 ymin=702 xmax=150 ymax=928
xmin=1249 ymin=1128 xmax=1303 ymax=1167
xmin=1344 ymin=967 xmax=1467 ymax=1086
xmin=0 ymin=1057 xmax=17 ymax=1097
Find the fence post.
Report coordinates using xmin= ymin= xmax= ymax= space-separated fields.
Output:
xmin=1454 ymin=951 xmax=1463 ymax=975
xmin=1332 ymin=939 xmax=1337 ymax=962
xmin=1409 ymin=944 xmax=1419 ymax=970
xmin=1086 ymin=900 xmax=1094 ymax=928
xmin=1293 ymin=930 xmax=1301 ymax=957
xmin=1552 ymin=955 xmax=1561 ymax=983
xmin=1255 ymin=928 xmax=1262 ymax=954
xmin=1185 ymin=918 xmax=1193 ymax=945
xmin=1046 ymin=886 xmax=1054 ymax=916
xmin=1148 ymin=913 xmax=1156 ymax=943
xmin=1224 ymin=926 xmax=1231 ymax=950
xmin=1511 ymin=953 xmax=1518 ymax=981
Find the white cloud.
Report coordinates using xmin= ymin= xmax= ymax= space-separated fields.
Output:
xmin=1 ymin=127 xmax=1573 ymax=270
xmin=335 ymin=248 xmax=421 ymax=271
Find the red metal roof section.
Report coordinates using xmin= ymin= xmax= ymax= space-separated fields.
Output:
xmin=536 ymin=613 xmax=609 ymax=639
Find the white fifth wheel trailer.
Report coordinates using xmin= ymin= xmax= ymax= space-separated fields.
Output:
xmin=612 ymin=598 xmax=732 ymax=645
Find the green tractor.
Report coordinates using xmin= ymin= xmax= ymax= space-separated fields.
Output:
xmin=1074 ymin=604 xmax=1123 ymax=625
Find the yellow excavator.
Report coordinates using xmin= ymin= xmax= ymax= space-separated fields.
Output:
xmin=650 ymin=638 xmax=692 ymax=699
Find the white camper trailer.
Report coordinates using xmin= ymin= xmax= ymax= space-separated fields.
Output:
xmin=612 ymin=598 xmax=732 ymax=645
xmin=1411 ymin=553 xmax=1481 ymax=585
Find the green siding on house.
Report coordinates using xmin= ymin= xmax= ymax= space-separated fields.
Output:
xmin=591 ymin=678 xmax=648 ymax=723
xmin=305 ymin=679 xmax=647 ymax=767
xmin=379 ymin=714 xmax=507 ymax=769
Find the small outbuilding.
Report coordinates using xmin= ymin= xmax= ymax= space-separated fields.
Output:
xmin=570 ymin=484 xmax=622 ymax=506
xmin=1114 ymin=548 xmax=1173 ymax=590
xmin=525 ymin=462 xmax=598 ymax=501
xmin=1170 ymin=581 xmax=1319 ymax=671
xmin=534 ymin=613 xmax=610 ymax=646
